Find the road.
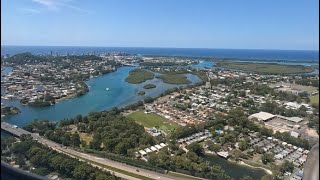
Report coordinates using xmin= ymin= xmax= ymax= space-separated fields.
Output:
xmin=1 ymin=122 xmax=198 ymax=180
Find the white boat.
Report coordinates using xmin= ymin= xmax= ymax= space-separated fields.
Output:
xmin=106 ymin=88 xmax=109 ymax=91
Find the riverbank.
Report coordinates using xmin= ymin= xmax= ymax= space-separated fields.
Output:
xmin=238 ymin=161 xmax=273 ymax=175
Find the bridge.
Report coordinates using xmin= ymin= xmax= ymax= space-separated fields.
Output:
xmin=1 ymin=122 xmax=200 ymax=180
xmin=1 ymin=122 xmax=32 ymax=137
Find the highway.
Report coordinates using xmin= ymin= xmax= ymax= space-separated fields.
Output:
xmin=1 ymin=122 xmax=199 ymax=180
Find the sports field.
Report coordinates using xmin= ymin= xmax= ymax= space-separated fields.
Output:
xmin=127 ymin=111 xmax=178 ymax=132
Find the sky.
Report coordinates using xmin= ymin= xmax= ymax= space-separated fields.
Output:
xmin=1 ymin=0 xmax=319 ymax=50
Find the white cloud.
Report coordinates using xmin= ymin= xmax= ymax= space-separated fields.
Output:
xmin=31 ymin=0 xmax=89 ymax=13
xmin=20 ymin=8 xmax=41 ymax=14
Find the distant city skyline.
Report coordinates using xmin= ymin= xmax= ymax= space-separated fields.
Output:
xmin=1 ymin=0 xmax=319 ymax=50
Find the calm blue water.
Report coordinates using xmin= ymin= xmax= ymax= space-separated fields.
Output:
xmin=1 ymin=66 xmax=202 ymax=127
xmin=1 ymin=46 xmax=319 ymax=61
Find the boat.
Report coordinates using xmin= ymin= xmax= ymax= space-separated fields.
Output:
xmin=106 ymin=88 xmax=109 ymax=91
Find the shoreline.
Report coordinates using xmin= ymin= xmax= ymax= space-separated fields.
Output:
xmin=238 ymin=161 xmax=273 ymax=175
xmin=204 ymin=153 xmax=273 ymax=176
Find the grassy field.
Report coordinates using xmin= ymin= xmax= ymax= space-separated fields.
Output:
xmin=157 ymin=74 xmax=191 ymax=84
xmin=217 ymin=61 xmax=314 ymax=74
xmin=125 ymin=69 xmax=155 ymax=84
xmin=310 ymin=95 xmax=319 ymax=105
xmin=127 ymin=111 xmax=179 ymax=132
xmin=143 ymin=84 xmax=157 ymax=89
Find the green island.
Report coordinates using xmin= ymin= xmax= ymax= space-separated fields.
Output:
xmin=156 ymin=74 xmax=191 ymax=84
xmin=216 ymin=61 xmax=315 ymax=74
xmin=125 ymin=69 xmax=155 ymax=84
xmin=127 ymin=111 xmax=179 ymax=132
xmin=143 ymin=84 xmax=157 ymax=89
xmin=144 ymin=67 xmax=208 ymax=83
xmin=138 ymin=91 xmax=146 ymax=95
xmin=1 ymin=105 xmax=20 ymax=117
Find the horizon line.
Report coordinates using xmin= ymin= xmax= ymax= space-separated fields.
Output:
xmin=1 ymin=44 xmax=319 ymax=52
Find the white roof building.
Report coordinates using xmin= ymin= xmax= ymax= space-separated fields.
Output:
xmin=150 ymin=146 xmax=158 ymax=152
xmin=139 ymin=150 xmax=147 ymax=155
xmin=290 ymin=131 xmax=300 ymax=138
xmin=145 ymin=148 xmax=152 ymax=153
xmin=155 ymin=145 xmax=162 ymax=150
xmin=160 ymin=143 xmax=167 ymax=147
xmin=248 ymin=112 xmax=275 ymax=121
xmin=285 ymin=102 xmax=301 ymax=109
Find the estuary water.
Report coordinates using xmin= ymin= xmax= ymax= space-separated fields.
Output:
xmin=1 ymin=66 xmax=203 ymax=127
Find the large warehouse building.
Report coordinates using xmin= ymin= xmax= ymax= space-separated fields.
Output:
xmin=249 ymin=111 xmax=303 ymax=123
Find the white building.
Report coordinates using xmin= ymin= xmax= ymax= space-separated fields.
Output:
xmin=248 ymin=111 xmax=275 ymax=121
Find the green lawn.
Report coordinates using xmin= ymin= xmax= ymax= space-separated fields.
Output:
xmin=127 ymin=111 xmax=179 ymax=132
xmin=157 ymin=74 xmax=191 ymax=84
xmin=310 ymin=95 xmax=319 ymax=105
xmin=217 ymin=61 xmax=314 ymax=74
xmin=125 ymin=69 xmax=155 ymax=84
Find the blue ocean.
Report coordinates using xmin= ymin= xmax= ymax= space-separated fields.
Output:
xmin=1 ymin=46 xmax=319 ymax=61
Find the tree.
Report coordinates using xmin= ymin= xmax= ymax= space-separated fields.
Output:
xmin=262 ymin=153 xmax=274 ymax=164
xmin=144 ymin=96 xmax=154 ymax=103
xmin=239 ymin=91 xmax=246 ymax=97
xmin=280 ymin=160 xmax=294 ymax=173
xmin=187 ymin=142 xmax=203 ymax=156
xmin=305 ymin=96 xmax=311 ymax=103
xmin=32 ymin=167 xmax=49 ymax=176
xmin=72 ymin=163 xmax=95 ymax=180
xmin=114 ymin=142 xmax=128 ymax=155
xmin=238 ymin=140 xmax=249 ymax=151
xmin=71 ymin=132 xmax=81 ymax=147
xmin=296 ymin=96 xmax=302 ymax=104
xmin=75 ymin=114 xmax=82 ymax=122
xmin=186 ymin=151 xmax=199 ymax=162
